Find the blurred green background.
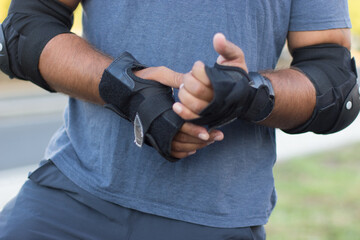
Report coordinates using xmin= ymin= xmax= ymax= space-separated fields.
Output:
xmin=267 ymin=143 xmax=360 ymax=240
xmin=1 ymin=1 xmax=359 ymax=239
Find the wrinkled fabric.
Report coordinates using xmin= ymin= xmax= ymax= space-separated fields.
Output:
xmin=43 ymin=0 xmax=351 ymax=227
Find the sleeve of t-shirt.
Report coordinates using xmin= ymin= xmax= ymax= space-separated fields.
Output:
xmin=289 ymin=0 xmax=351 ymax=31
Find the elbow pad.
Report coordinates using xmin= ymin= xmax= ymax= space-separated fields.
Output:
xmin=0 ymin=0 xmax=74 ymax=92
xmin=285 ymin=44 xmax=359 ymax=134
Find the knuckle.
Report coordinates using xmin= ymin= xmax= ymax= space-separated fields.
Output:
xmin=174 ymin=73 xmax=183 ymax=86
xmin=157 ymin=66 xmax=166 ymax=71
xmin=191 ymin=101 xmax=206 ymax=113
xmin=181 ymin=123 xmax=197 ymax=135
xmin=182 ymin=73 xmax=193 ymax=86
xmin=171 ymin=142 xmax=179 ymax=151
xmin=191 ymin=83 xmax=205 ymax=96
xmin=172 ymin=142 xmax=184 ymax=152
xmin=179 ymin=134 xmax=189 ymax=142
xmin=175 ymin=133 xmax=186 ymax=142
xmin=182 ymin=112 xmax=196 ymax=120
xmin=192 ymin=61 xmax=204 ymax=71
xmin=177 ymin=87 xmax=186 ymax=101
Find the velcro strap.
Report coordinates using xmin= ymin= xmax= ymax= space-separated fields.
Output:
xmin=189 ymin=63 xmax=253 ymax=128
xmin=137 ymin=93 xmax=174 ymax=135
xmin=99 ymin=52 xmax=185 ymax=161
xmin=244 ymin=73 xmax=275 ymax=122
xmin=0 ymin=24 xmax=14 ymax=78
xmin=145 ymin=110 xmax=184 ymax=162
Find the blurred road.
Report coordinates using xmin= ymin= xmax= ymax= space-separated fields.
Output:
xmin=0 ymin=80 xmax=67 ymax=209
xmin=0 ymin=112 xmax=63 ymax=170
xmin=0 ymin=90 xmax=67 ymax=170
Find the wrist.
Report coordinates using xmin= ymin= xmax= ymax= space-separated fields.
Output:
xmin=188 ymin=64 xmax=275 ymax=128
xmin=98 ymin=52 xmax=184 ymax=161
xmin=244 ymin=72 xmax=275 ymax=122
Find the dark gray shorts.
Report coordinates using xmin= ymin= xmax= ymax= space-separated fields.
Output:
xmin=0 ymin=161 xmax=266 ymax=240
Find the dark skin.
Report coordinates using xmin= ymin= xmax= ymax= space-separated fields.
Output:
xmin=39 ymin=0 xmax=224 ymax=159
xmin=38 ymin=0 xmax=351 ymax=158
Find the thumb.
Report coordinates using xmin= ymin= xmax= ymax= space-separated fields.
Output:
xmin=213 ymin=33 xmax=245 ymax=63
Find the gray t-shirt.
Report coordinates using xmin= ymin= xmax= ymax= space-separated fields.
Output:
xmin=45 ymin=0 xmax=351 ymax=228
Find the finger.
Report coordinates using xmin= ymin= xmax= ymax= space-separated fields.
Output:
xmin=213 ymin=33 xmax=248 ymax=71
xmin=213 ymin=33 xmax=244 ymax=61
xmin=183 ymin=72 xmax=213 ymax=102
xmin=190 ymin=61 xmax=212 ymax=87
xmin=209 ymin=129 xmax=224 ymax=141
xmin=151 ymin=66 xmax=184 ymax=88
xmin=173 ymin=107 xmax=224 ymax=141
xmin=173 ymin=132 xmax=207 ymax=144
xmin=178 ymin=87 xmax=209 ymax=114
xmin=171 ymin=151 xmax=196 ymax=159
xmin=178 ymin=122 xmax=210 ymax=141
xmin=134 ymin=66 xmax=184 ymax=88
xmin=173 ymin=102 xmax=200 ymax=120
xmin=171 ymin=141 xmax=208 ymax=152
xmin=216 ymin=55 xmax=226 ymax=64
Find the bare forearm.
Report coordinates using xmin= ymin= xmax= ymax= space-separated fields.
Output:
xmin=260 ymin=68 xmax=316 ymax=129
xmin=39 ymin=33 xmax=112 ymax=104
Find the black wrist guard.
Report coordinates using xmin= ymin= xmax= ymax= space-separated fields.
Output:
xmin=99 ymin=52 xmax=184 ymax=162
xmin=0 ymin=24 xmax=13 ymax=78
xmin=189 ymin=63 xmax=275 ymax=128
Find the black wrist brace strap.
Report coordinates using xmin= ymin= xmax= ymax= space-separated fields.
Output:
xmin=0 ymin=0 xmax=74 ymax=92
xmin=0 ymin=24 xmax=12 ymax=78
xmin=189 ymin=63 xmax=275 ymax=129
xmin=99 ymin=52 xmax=184 ymax=162
xmin=286 ymin=44 xmax=359 ymax=134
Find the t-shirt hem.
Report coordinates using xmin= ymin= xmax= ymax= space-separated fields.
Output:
xmin=51 ymin=155 xmax=270 ymax=228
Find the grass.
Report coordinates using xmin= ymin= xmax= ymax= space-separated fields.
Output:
xmin=266 ymin=142 xmax=360 ymax=240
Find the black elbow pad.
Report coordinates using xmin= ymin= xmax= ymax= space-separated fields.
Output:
xmin=0 ymin=0 xmax=74 ymax=92
xmin=285 ymin=44 xmax=359 ymax=134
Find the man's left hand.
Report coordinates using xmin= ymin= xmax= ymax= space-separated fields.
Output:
xmin=173 ymin=33 xmax=248 ymax=120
